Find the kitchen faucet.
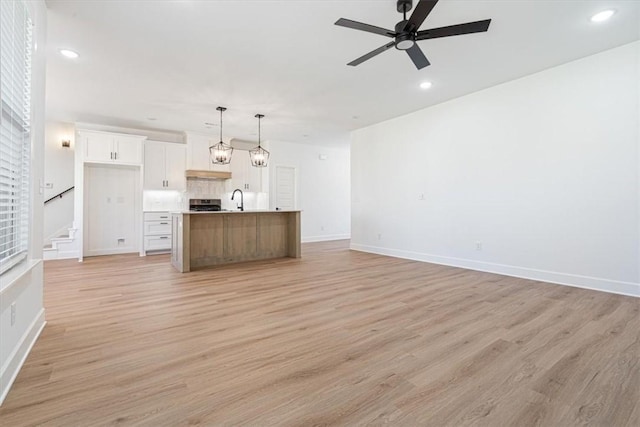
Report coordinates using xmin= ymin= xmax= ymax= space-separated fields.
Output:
xmin=231 ymin=189 xmax=244 ymax=211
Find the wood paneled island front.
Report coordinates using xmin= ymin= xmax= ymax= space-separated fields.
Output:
xmin=171 ymin=210 xmax=301 ymax=272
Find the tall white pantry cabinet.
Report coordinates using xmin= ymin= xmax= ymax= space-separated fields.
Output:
xmin=74 ymin=130 xmax=147 ymax=261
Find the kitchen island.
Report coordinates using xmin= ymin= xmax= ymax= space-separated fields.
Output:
xmin=171 ymin=210 xmax=301 ymax=272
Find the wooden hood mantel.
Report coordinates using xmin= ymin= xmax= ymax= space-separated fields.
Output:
xmin=185 ymin=170 xmax=232 ymax=180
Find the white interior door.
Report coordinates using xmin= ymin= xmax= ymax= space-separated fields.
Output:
xmin=85 ymin=164 xmax=141 ymax=256
xmin=275 ymin=165 xmax=296 ymax=210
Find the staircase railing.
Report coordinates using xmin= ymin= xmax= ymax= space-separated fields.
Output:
xmin=44 ymin=186 xmax=74 ymax=205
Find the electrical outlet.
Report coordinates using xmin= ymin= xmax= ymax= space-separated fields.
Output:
xmin=10 ymin=302 xmax=16 ymax=326
xmin=377 ymin=233 xmax=382 ymax=241
xmin=476 ymin=241 xmax=482 ymax=251
xmin=419 ymin=193 xmax=425 ymax=200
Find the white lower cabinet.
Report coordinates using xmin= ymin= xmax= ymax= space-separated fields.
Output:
xmin=143 ymin=212 xmax=172 ymax=254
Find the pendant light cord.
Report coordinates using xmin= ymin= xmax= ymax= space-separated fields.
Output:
xmin=258 ymin=116 xmax=261 ymax=148
xmin=219 ymin=108 xmax=223 ymax=142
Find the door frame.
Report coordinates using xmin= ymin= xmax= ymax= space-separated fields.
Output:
xmin=271 ymin=164 xmax=298 ymax=211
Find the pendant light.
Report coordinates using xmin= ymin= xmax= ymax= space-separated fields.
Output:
xmin=249 ymin=114 xmax=270 ymax=167
xmin=209 ymin=106 xmax=233 ymax=165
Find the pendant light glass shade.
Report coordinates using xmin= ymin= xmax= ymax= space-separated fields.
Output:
xmin=249 ymin=114 xmax=270 ymax=168
xmin=210 ymin=106 xmax=233 ymax=165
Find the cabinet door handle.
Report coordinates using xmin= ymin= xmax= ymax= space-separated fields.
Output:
xmin=160 ymin=236 xmax=169 ymax=239
xmin=160 ymin=216 xmax=168 ymax=219
xmin=160 ymin=222 xmax=168 ymax=225
xmin=115 ymin=152 xmax=118 ymax=160
xmin=110 ymin=152 xmax=113 ymax=160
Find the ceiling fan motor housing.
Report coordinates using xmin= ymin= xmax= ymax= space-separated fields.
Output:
xmin=394 ymin=20 xmax=415 ymax=50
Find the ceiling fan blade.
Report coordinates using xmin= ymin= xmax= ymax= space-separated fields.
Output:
xmin=416 ymin=19 xmax=491 ymax=40
xmin=404 ymin=0 xmax=439 ymax=32
xmin=406 ymin=44 xmax=430 ymax=69
xmin=347 ymin=41 xmax=395 ymax=66
xmin=335 ymin=18 xmax=395 ymax=37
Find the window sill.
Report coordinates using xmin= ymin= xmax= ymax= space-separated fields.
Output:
xmin=0 ymin=258 xmax=41 ymax=294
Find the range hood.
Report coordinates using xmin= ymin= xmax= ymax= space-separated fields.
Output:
xmin=185 ymin=170 xmax=232 ymax=180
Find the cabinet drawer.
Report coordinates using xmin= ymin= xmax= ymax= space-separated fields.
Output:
xmin=144 ymin=212 xmax=171 ymax=221
xmin=144 ymin=220 xmax=171 ymax=235
xmin=145 ymin=235 xmax=171 ymax=251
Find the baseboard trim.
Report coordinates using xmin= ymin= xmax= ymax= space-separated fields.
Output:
xmin=0 ymin=309 xmax=46 ymax=405
xmin=55 ymin=250 xmax=80 ymax=260
xmin=303 ymin=234 xmax=351 ymax=243
xmin=350 ymin=243 xmax=639 ymax=298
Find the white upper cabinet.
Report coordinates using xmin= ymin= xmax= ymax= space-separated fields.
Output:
xmin=144 ymin=141 xmax=186 ymax=191
xmin=185 ymin=132 xmax=231 ymax=172
xmin=230 ymin=150 xmax=263 ymax=192
xmin=114 ymin=136 xmax=144 ymax=164
xmin=165 ymin=143 xmax=187 ymax=190
xmin=84 ymin=132 xmax=113 ymax=161
xmin=80 ymin=130 xmax=145 ymax=165
xmin=143 ymin=141 xmax=166 ymax=189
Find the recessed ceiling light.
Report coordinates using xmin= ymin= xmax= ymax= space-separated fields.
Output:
xmin=59 ymin=49 xmax=79 ymax=59
xmin=420 ymin=81 xmax=433 ymax=90
xmin=591 ymin=10 xmax=615 ymax=22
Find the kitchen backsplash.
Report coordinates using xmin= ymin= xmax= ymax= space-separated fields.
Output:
xmin=186 ymin=178 xmax=227 ymax=198
xmin=143 ymin=179 xmax=269 ymax=212
xmin=224 ymin=191 xmax=269 ymax=211
xmin=143 ymin=190 xmax=184 ymax=212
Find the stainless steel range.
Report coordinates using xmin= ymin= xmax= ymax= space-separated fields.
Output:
xmin=189 ymin=199 xmax=222 ymax=212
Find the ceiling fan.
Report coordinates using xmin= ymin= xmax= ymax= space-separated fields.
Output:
xmin=335 ymin=0 xmax=492 ymax=70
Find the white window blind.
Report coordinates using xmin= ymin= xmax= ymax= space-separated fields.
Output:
xmin=0 ymin=0 xmax=32 ymax=274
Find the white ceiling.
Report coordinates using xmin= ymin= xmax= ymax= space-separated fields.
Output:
xmin=45 ymin=0 xmax=640 ymax=146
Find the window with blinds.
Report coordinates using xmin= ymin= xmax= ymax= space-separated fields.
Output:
xmin=0 ymin=1 xmax=32 ymax=275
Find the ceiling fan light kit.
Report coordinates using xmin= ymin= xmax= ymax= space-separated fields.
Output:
xmin=335 ymin=0 xmax=492 ymax=70
xmin=209 ymin=106 xmax=233 ymax=165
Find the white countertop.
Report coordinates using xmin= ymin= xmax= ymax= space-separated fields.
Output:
xmin=173 ymin=209 xmax=301 ymax=214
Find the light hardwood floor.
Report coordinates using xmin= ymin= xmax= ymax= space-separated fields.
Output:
xmin=1 ymin=240 xmax=638 ymax=426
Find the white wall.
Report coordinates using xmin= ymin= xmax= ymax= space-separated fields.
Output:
xmin=351 ymin=41 xmax=639 ymax=297
xmin=43 ymin=121 xmax=75 ymax=243
xmin=0 ymin=0 xmax=47 ymax=404
xmin=268 ymin=140 xmax=351 ymax=242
